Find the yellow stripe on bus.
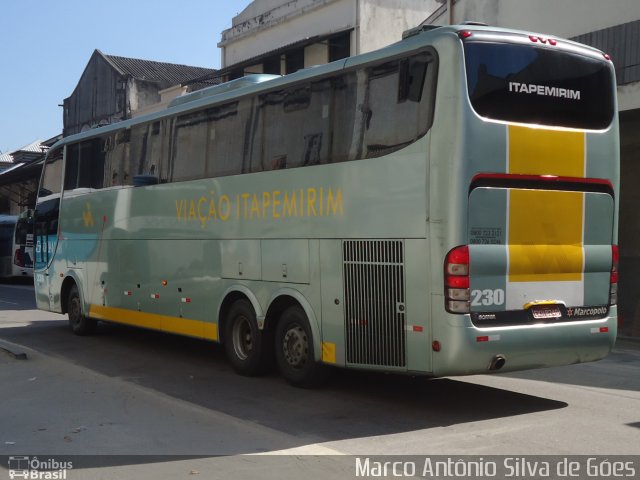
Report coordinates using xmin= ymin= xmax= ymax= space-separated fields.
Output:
xmin=508 ymin=125 xmax=584 ymax=177
xmin=89 ymin=305 xmax=218 ymax=341
xmin=508 ymin=126 xmax=585 ymax=282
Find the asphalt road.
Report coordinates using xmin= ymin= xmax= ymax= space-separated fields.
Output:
xmin=1 ymin=280 xmax=639 ymax=479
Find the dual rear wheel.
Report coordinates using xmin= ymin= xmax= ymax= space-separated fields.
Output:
xmin=224 ymin=300 xmax=328 ymax=387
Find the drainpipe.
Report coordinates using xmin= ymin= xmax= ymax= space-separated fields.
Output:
xmin=447 ymin=0 xmax=453 ymax=24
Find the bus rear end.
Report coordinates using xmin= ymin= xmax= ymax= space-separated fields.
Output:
xmin=434 ymin=29 xmax=618 ymax=376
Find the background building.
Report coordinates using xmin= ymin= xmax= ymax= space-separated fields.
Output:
xmin=63 ymin=50 xmax=216 ymax=136
xmin=216 ymin=0 xmax=440 ymax=80
xmin=0 ymin=138 xmax=59 ymax=215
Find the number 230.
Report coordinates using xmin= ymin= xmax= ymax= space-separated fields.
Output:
xmin=470 ymin=289 xmax=505 ymax=306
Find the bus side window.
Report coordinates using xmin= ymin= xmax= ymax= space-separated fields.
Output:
xmin=64 ymin=139 xmax=105 ymax=191
xmin=63 ymin=144 xmax=80 ymax=191
xmin=331 ymin=73 xmax=358 ymax=163
xmin=363 ymin=52 xmax=433 ymax=159
xmin=207 ymin=101 xmax=244 ymax=177
xmin=398 ymin=57 xmax=428 ymax=103
xmin=35 ymin=148 xmax=63 ymax=269
xmin=172 ymin=110 xmax=209 ymax=182
xmin=79 ymin=139 xmax=105 ymax=189
xmin=102 ymin=129 xmax=132 ymax=187
xmin=146 ymin=120 xmax=169 ymax=182
xmin=260 ymin=83 xmax=330 ymax=170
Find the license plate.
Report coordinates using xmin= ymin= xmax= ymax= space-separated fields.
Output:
xmin=531 ymin=305 xmax=562 ymax=319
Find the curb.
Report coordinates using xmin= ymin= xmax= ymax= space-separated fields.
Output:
xmin=0 ymin=341 xmax=28 ymax=360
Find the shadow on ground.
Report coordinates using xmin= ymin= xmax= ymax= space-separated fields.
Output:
xmin=0 ymin=318 xmax=568 ymax=451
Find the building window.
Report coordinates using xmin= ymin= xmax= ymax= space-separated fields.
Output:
xmin=329 ymin=32 xmax=351 ymax=62
xmin=263 ymin=55 xmax=282 ymax=75
xmin=228 ymin=68 xmax=244 ymax=81
xmin=286 ymin=48 xmax=305 ymax=74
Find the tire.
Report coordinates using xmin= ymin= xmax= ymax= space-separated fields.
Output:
xmin=223 ymin=299 xmax=272 ymax=376
xmin=274 ymin=305 xmax=329 ymax=388
xmin=67 ymin=284 xmax=97 ymax=335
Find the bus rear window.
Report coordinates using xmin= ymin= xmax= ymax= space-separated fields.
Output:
xmin=464 ymin=42 xmax=615 ymax=130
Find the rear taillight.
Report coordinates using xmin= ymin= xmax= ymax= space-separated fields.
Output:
xmin=14 ymin=249 xmax=23 ymax=267
xmin=610 ymin=245 xmax=618 ymax=305
xmin=445 ymin=246 xmax=470 ymax=313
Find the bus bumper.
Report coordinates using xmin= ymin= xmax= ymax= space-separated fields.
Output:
xmin=430 ymin=306 xmax=617 ymax=377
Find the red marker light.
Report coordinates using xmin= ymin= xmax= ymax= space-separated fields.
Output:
xmin=476 ymin=336 xmax=489 ymax=343
xmin=432 ymin=341 xmax=441 ymax=352
xmin=529 ymin=35 xmax=539 ymax=43
xmin=548 ymin=39 xmax=557 ymax=46
xmin=604 ymin=53 xmax=612 ymax=61
xmin=611 ymin=245 xmax=619 ymax=284
xmin=458 ymin=31 xmax=472 ymax=39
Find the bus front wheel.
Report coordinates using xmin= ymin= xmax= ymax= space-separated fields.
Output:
xmin=67 ymin=285 xmax=97 ymax=335
xmin=275 ymin=306 xmax=329 ymax=388
xmin=224 ymin=299 xmax=271 ymax=376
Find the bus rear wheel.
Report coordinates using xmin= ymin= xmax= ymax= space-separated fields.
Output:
xmin=224 ymin=299 xmax=271 ymax=376
xmin=275 ymin=306 xmax=329 ymax=388
xmin=67 ymin=285 xmax=97 ymax=335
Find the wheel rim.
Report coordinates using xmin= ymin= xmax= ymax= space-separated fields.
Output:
xmin=232 ymin=316 xmax=253 ymax=361
xmin=282 ymin=324 xmax=308 ymax=370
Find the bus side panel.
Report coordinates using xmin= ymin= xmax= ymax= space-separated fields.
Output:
xmin=405 ymin=238 xmax=432 ymax=373
xmin=319 ymin=239 xmax=345 ymax=367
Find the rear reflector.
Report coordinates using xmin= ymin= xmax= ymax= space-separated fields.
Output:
xmin=447 ymin=288 xmax=470 ymax=301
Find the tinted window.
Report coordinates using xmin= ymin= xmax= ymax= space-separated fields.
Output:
xmin=40 ymin=148 xmax=63 ymax=197
xmin=64 ymin=139 xmax=105 ymax=190
xmin=465 ymin=42 xmax=615 ymax=129
xmin=0 ymin=224 xmax=13 ymax=256
xmin=103 ymin=130 xmax=132 ymax=187
xmin=14 ymin=218 xmax=32 ymax=244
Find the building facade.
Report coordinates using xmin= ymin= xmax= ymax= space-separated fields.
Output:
xmin=63 ymin=50 xmax=216 ymax=136
xmin=0 ymin=138 xmax=58 ymax=215
xmin=216 ymin=0 xmax=439 ymax=79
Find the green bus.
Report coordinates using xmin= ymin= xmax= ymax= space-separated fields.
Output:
xmin=35 ymin=23 xmax=619 ymax=387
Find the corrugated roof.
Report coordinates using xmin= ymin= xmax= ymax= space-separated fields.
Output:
xmin=0 ymin=140 xmax=44 ymax=164
xmin=102 ymin=52 xmax=216 ymax=87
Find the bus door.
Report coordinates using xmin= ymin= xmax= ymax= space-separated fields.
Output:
xmin=34 ymin=147 xmax=63 ymax=309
